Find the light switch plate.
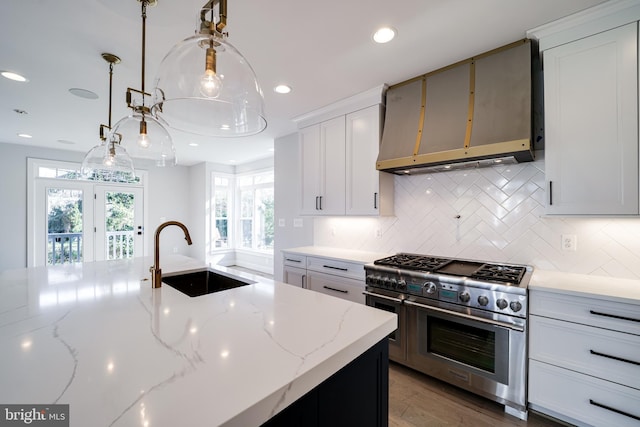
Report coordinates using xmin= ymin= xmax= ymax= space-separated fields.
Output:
xmin=278 ymin=218 xmax=285 ymax=227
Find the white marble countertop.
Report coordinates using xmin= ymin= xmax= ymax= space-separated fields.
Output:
xmin=282 ymin=246 xmax=392 ymax=264
xmin=529 ymin=269 xmax=640 ymax=305
xmin=0 ymin=255 xmax=396 ymax=426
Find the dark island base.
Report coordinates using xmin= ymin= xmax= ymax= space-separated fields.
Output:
xmin=262 ymin=338 xmax=389 ymax=427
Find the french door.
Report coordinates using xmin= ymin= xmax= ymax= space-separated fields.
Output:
xmin=94 ymin=185 xmax=144 ymax=261
xmin=32 ymin=180 xmax=144 ymax=266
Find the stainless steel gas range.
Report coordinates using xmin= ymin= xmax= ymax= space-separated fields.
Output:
xmin=364 ymin=253 xmax=533 ymax=420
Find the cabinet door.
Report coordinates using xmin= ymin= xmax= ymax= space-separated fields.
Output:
xmin=319 ymin=116 xmax=346 ymax=215
xmin=544 ymin=23 xmax=638 ymax=215
xmin=299 ymin=124 xmax=322 ymax=215
xmin=283 ymin=266 xmax=306 ymax=288
xmin=346 ymin=105 xmax=382 ymax=215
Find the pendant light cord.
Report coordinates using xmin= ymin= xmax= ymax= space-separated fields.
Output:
xmin=108 ymin=62 xmax=114 ymax=128
xmin=140 ymin=0 xmax=148 ymax=106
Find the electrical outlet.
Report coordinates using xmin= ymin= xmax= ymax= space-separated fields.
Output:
xmin=561 ymin=234 xmax=577 ymax=252
xmin=173 ymin=247 xmax=178 ymax=254
xmin=278 ymin=218 xmax=285 ymax=227
xmin=293 ymin=218 xmax=303 ymax=228
xmin=374 ymin=229 xmax=382 ymax=238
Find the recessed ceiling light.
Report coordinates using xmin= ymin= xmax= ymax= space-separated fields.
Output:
xmin=274 ymin=84 xmax=291 ymax=94
xmin=188 ymin=142 xmax=199 ymax=147
xmin=17 ymin=133 xmax=32 ymax=138
xmin=13 ymin=109 xmax=28 ymax=115
xmin=1 ymin=71 xmax=28 ymax=82
xmin=68 ymin=88 xmax=99 ymax=100
xmin=373 ymin=27 xmax=396 ymax=44
xmin=220 ymin=124 xmax=230 ymax=130
xmin=229 ymin=159 xmax=236 ymax=163
xmin=57 ymin=139 xmax=75 ymax=145
xmin=268 ymin=148 xmax=274 ymax=152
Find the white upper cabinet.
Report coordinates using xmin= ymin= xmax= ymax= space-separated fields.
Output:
xmin=295 ymin=85 xmax=393 ymax=217
xmin=346 ymin=105 xmax=394 ymax=216
xmin=299 ymin=115 xmax=346 ymax=215
xmin=538 ymin=19 xmax=639 ymax=215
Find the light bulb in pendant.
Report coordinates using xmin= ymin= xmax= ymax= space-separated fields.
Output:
xmin=199 ymin=47 xmax=222 ymax=98
xmin=138 ymin=119 xmax=150 ymax=148
xmin=104 ymin=143 xmax=116 ymax=166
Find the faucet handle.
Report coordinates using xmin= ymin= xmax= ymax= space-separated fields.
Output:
xmin=149 ymin=265 xmax=155 ymax=273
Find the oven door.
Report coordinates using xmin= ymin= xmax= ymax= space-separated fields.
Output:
xmin=364 ymin=289 xmax=406 ymax=363
xmin=405 ymin=299 xmax=527 ymax=410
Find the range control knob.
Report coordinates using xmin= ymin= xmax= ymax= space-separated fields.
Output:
xmin=424 ymin=282 xmax=437 ymax=295
xmin=397 ymin=279 xmax=407 ymax=291
xmin=510 ymin=301 xmax=522 ymax=312
xmin=459 ymin=292 xmax=470 ymax=303
xmin=477 ymin=295 xmax=489 ymax=306
xmin=496 ymin=299 xmax=508 ymax=310
xmin=389 ymin=278 xmax=398 ymax=289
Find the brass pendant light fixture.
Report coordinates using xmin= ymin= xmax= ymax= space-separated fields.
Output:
xmin=81 ymin=53 xmax=136 ymax=183
xmin=113 ymin=0 xmax=176 ymax=167
xmin=152 ymin=0 xmax=267 ymax=137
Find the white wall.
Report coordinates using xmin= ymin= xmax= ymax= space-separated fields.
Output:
xmin=273 ymin=133 xmax=314 ymax=282
xmin=0 ymin=141 xmax=194 ymax=271
xmin=313 ymin=151 xmax=640 ymax=280
xmin=145 ymin=160 xmax=193 ymax=260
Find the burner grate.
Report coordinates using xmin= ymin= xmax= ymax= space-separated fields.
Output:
xmin=374 ymin=254 xmax=450 ymax=272
xmin=471 ymin=265 xmax=526 ymax=284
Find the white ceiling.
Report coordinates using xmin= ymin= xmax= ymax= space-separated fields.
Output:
xmin=1 ymin=0 xmax=607 ymax=166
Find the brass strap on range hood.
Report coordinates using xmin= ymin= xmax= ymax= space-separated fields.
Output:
xmin=464 ymin=60 xmax=475 ymax=149
xmin=414 ymin=76 xmax=426 ymax=156
xmin=377 ymin=39 xmax=537 ymax=174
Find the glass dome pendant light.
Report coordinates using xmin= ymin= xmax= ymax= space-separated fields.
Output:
xmin=81 ymin=53 xmax=136 ymax=183
xmin=112 ymin=0 xmax=176 ymax=167
xmin=152 ymin=0 xmax=267 ymax=137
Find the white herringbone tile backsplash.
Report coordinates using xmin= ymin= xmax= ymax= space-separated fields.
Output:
xmin=314 ymin=153 xmax=640 ymax=279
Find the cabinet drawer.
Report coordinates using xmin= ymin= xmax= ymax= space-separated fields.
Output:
xmin=529 ymin=360 xmax=640 ymax=427
xmin=307 ymin=272 xmax=365 ymax=305
xmin=530 ymin=315 xmax=640 ymax=389
xmin=530 ymin=290 xmax=640 ymax=335
xmin=283 ymin=253 xmax=306 ymax=267
xmin=306 ymin=256 xmax=365 ymax=281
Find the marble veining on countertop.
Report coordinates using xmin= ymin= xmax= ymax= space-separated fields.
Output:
xmin=0 ymin=255 xmax=396 ymax=426
xmin=282 ymin=246 xmax=393 ymax=264
xmin=529 ymin=268 xmax=640 ymax=305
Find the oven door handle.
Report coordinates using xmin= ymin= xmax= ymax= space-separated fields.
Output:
xmin=404 ymin=300 xmax=525 ymax=332
xmin=363 ymin=290 xmax=404 ymax=304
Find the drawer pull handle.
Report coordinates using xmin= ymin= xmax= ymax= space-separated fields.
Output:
xmin=589 ymin=310 xmax=640 ymax=323
xmin=589 ymin=399 xmax=640 ymax=421
xmin=323 ymin=265 xmax=348 ymax=272
xmin=590 ymin=350 xmax=640 ymax=366
xmin=285 ymin=258 xmax=302 ymax=263
xmin=323 ymin=285 xmax=348 ymax=294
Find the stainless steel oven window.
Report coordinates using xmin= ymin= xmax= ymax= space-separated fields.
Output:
xmin=416 ymin=309 xmax=510 ymax=384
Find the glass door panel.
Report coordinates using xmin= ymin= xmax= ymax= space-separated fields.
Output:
xmin=33 ymin=180 xmax=94 ymax=267
xmin=94 ymin=186 xmax=143 ymax=261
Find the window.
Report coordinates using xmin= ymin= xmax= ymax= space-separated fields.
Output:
xmin=210 ymin=169 xmax=274 ymax=253
xmin=212 ymin=175 xmax=233 ymax=249
xmin=237 ymin=171 xmax=274 ymax=251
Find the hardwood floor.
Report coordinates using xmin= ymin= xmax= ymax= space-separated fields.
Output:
xmin=389 ymin=362 xmax=568 ymax=427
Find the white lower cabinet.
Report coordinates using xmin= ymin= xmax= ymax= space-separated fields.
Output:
xmin=307 ymin=271 xmax=365 ymax=305
xmin=529 ymin=360 xmax=640 ymax=427
xmin=282 ymin=251 xmax=366 ymax=304
xmin=529 ymin=290 xmax=640 ymax=426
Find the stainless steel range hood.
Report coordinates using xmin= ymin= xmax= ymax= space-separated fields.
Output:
xmin=377 ymin=39 xmax=539 ymax=174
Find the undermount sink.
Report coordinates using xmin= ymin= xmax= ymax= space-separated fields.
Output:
xmin=162 ymin=269 xmax=255 ymax=297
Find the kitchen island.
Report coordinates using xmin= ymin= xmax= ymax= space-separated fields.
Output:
xmin=0 ymin=256 xmax=396 ymax=426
